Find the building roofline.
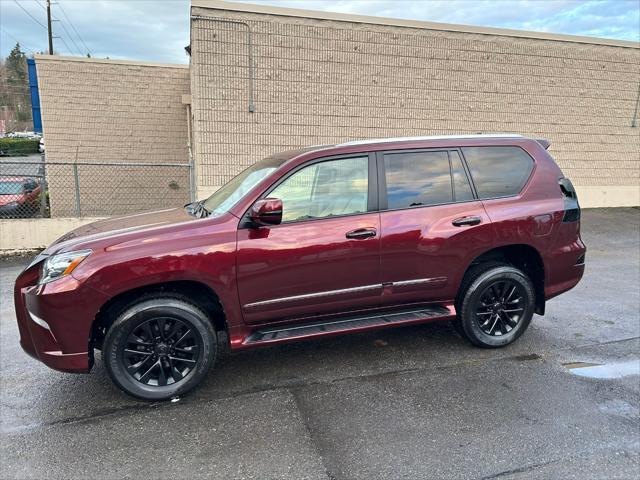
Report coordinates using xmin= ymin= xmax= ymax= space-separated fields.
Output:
xmin=33 ymin=54 xmax=188 ymax=69
xmin=191 ymin=0 xmax=639 ymax=49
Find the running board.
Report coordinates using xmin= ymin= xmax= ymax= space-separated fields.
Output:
xmin=243 ymin=305 xmax=455 ymax=346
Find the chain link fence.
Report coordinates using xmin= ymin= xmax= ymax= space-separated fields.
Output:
xmin=0 ymin=157 xmax=194 ymax=219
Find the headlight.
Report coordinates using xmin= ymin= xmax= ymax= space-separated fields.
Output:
xmin=39 ymin=249 xmax=92 ymax=284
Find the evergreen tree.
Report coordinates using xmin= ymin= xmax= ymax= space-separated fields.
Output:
xmin=6 ymin=43 xmax=28 ymax=85
xmin=0 ymin=43 xmax=32 ymax=130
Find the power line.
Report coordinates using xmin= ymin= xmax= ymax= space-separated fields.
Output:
xmin=0 ymin=28 xmax=25 ymax=47
xmin=35 ymin=0 xmax=84 ymax=56
xmin=56 ymin=20 xmax=83 ymax=55
xmin=10 ymin=0 xmax=82 ymax=57
xmin=53 ymin=35 xmax=74 ymax=55
xmin=56 ymin=1 xmax=92 ymax=56
xmin=13 ymin=0 xmax=47 ymax=30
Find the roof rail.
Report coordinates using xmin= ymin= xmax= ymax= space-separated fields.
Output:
xmin=337 ymin=134 xmax=525 ymax=147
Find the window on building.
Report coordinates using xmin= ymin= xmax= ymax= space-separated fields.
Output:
xmin=461 ymin=146 xmax=534 ymax=198
xmin=383 ymin=151 xmax=453 ymax=209
xmin=270 ymin=156 xmax=369 ymax=222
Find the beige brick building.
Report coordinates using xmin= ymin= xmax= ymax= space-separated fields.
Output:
xmin=190 ymin=0 xmax=640 ymax=207
xmin=35 ymin=56 xmax=191 ymax=216
xmin=33 ymin=0 xmax=639 ymax=215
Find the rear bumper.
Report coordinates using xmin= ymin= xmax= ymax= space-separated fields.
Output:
xmin=544 ymin=239 xmax=586 ymax=300
xmin=14 ymin=263 xmax=108 ymax=373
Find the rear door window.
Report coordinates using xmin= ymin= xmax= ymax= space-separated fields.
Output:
xmin=383 ymin=151 xmax=452 ymax=209
xmin=382 ymin=150 xmax=476 ymax=209
xmin=461 ymin=146 xmax=534 ymax=198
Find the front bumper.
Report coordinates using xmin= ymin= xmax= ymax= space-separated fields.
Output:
xmin=14 ymin=261 xmax=109 ymax=373
xmin=0 ymin=203 xmax=22 ymax=217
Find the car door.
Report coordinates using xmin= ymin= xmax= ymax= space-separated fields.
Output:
xmin=236 ymin=154 xmax=382 ymax=325
xmin=378 ymin=148 xmax=493 ymax=307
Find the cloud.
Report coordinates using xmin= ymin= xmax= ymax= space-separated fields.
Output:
xmin=1 ymin=0 xmax=190 ymax=62
xmin=1 ymin=0 xmax=638 ymax=63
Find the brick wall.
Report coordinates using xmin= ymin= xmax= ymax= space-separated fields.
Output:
xmin=190 ymin=2 xmax=640 ymax=207
xmin=35 ymin=56 xmax=191 ymax=216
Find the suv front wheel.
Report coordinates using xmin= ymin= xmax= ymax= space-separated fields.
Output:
xmin=103 ymin=294 xmax=217 ymax=400
xmin=455 ymin=263 xmax=535 ymax=348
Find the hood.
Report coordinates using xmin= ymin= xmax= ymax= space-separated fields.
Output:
xmin=45 ymin=207 xmax=200 ymax=254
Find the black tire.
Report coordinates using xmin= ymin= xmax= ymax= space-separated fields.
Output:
xmin=103 ymin=294 xmax=217 ymax=400
xmin=454 ymin=262 xmax=535 ymax=348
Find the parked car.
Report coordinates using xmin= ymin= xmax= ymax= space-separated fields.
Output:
xmin=39 ymin=137 xmax=45 ymax=154
xmin=7 ymin=131 xmax=41 ymax=139
xmin=0 ymin=176 xmax=42 ymax=218
xmin=14 ymin=135 xmax=585 ymax=400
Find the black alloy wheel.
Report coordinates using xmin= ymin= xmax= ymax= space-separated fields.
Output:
xmin=123 ymin=317 xmax=202 ymax=387
xmin=474 ymin=280 xmax=526 ymax=336
xmin=455 ymin=263 xmax=535 ymax=348
xmin=104 ymin=295 xmax=217 ymax=400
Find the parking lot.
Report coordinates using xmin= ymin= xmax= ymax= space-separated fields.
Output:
xmin=1 ymin=208 xmax=638 ymax=479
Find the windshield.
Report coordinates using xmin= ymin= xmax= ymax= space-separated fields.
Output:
xmin=0 ymin=182 xmax=23 ymax=195
xmin=197 ymin=146 xmax=332 ymax=217
xmin=201 ymin=156 xmax=286 ymax=216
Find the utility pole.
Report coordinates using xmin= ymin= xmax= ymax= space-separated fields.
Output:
xmin=46 ymin=0 xmax=54 ymax=54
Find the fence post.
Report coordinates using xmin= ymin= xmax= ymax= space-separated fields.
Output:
xmin=39 ymin=155 xmax=47 ymax=218
xmin=73 ymin=163 xmax=82 ymax=217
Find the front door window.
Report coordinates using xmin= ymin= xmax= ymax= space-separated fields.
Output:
xmin=270 ymin=156 xmax=369 ymax=222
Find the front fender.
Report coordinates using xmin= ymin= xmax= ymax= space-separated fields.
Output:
xmin=72 ymin=234 xmax=243 ymax=330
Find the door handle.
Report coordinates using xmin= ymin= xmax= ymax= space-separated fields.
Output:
xmin=452 ymin=216 xmax=482 ymax=227
xmin=346 ymin=228 xmax=377 ymax=239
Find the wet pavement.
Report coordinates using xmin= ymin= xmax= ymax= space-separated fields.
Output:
xmin=1 ymin=208 xmax=639 ymax=479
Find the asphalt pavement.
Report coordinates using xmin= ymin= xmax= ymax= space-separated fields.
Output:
xmin=1 ymin=208 xmax=638 ymax=479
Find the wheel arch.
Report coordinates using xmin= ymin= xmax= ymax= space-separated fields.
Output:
xmin=459 ymin=244 xmax=546 ymax=315
xmin=90 ymin=280 xmax=228 ymax=354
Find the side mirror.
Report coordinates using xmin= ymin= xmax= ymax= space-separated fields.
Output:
xmin=249 ymin=197 xmax=282 ymax=226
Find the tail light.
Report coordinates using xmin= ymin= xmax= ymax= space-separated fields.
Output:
xmin=559 ymin=178 xmax=580 ymax=222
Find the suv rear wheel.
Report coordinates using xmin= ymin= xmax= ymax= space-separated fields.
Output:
xmin=103 ymin=294 xmax=217 ymax=400
xmin=455 ymin=263 xmax=535 ymax=348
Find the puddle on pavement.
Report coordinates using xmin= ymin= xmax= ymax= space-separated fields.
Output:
xmin=563 ymin=359 xmax=640 ymax=379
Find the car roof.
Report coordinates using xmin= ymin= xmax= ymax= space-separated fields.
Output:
xmin=0 ymin=176 xmax=34 ymax=182
xmin=288 ymin=134 xmax=544 ymax=161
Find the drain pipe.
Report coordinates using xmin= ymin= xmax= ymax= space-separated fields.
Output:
xmin=632 ymin=82 xmax=639 ymax=128
xmin=191 ymin=15 xmax=256 ymax=113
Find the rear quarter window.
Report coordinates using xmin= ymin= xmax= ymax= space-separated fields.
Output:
xmin=461 ymin=146 xmax=534 ymax=199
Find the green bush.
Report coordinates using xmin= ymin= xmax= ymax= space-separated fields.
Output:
xmin=0 ymin=138 xmax=40 ymax=156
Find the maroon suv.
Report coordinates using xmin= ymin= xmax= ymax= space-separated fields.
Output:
xmin=14 ymin=135 xmax=585 ymax=399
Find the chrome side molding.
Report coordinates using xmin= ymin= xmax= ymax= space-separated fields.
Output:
xmin=243 ymin=277 xmax=447 ymax=309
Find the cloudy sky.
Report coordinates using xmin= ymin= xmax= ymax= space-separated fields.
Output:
xmin=1 ymin=0 xmax=638 ymax=64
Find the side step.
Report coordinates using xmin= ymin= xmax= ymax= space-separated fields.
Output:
xmin=243 ymin=305 xmax=455 ymax=346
